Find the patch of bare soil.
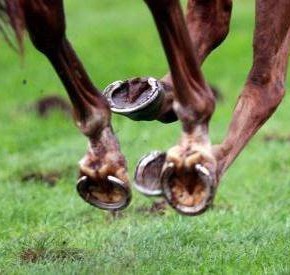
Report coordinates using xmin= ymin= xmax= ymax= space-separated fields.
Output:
xmin=136 ymin=199 xmax=167 ymax=216
xmin=21 ymin=171 xmax=61 ymax=187
xmin=20 ymin=248 xmax=86 ymax=263
xmin=33 ymin=95 xmax=71 ymax=118
xmin=264 ymin=134 xmax=290 ymax=143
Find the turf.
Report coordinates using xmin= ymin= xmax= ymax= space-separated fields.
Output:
xmin=0 ymin=1 xmax=290 ymax=274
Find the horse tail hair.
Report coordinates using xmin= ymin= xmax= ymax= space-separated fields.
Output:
xmin=0 ymin=0 xmax=25 ymax=53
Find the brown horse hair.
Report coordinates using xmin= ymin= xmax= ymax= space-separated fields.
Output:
xmin=0 ymin=0 xmax=25 ymax=53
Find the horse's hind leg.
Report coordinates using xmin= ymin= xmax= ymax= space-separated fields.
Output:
xmin=138 ymin=0 xmax=290 ymax=213
xmin=214 ymin=0 xmax=290 ymax=180
xmin=134 ymin=0 xmax=232 ymax=197
xmin=140 ymin=0 xmax=218 ymax=215
xmin=104 ymin=0 xmax=232 ymax=124
xmin=18 ymin=0 xmax=131 ymax=210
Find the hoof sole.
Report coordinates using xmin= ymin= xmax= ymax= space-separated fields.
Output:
xmin=161 ymin=163 xmax=215 ymax=216
xmin=104 ymin=77 xmax=164 ymax=121
xmin=77 ymin=175 xmax=131 ymax=211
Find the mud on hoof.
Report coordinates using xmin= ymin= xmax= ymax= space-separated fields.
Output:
xmin=134 ymin=151 xmax=166 ymax=196
xmin=77 ymin=175 xmax=132 ymax=211
xmin=161 ymin=161 xmax=216 ymax=216
xmin=134 ymin=149 xmax=216 ymax=216
xmin=77 ymin=126 xmax=132 ymax=211
xmin=104 ymin=77 xmax=165 ymax=121
xmin=160 ymin=145 xmax=217 ymax=216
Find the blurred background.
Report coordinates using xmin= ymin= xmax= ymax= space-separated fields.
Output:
xmin=0 ymin=0 xmax=289 ymax=273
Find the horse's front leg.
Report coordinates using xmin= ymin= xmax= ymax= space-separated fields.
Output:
xmin=21 ymin=0 xmax=131 ymax=210
xmin=106 ymin=0 xmax=232 ymax=197
xmin=214 ymin=0 xmax=290 ymax=180
xmin=104 ymin=0 xmax=232 ymax=124
xmin=142 ymin=0 xmax=217 ymax=215
xmin=161 ymin=0 xmax=233 ymax=100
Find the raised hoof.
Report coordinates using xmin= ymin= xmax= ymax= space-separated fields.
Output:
xmin=161 ymin=163 xmax=216 ymax=216
xmin=77 ymin=175 xmax=132 ymax=211
xmin=134 ymin=151 xmax=166 ymax=196
xmin=103 ymin=77 xmax=165 ymax=121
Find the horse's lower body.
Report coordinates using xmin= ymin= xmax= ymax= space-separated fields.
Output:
xmin=1 ymin=0 xmax=290 ymax=215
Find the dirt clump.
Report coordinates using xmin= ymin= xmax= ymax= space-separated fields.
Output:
xmin=264 ymin=134 xmax=290 ymax=143
xmin=21 ymin=171 xmax=61 ymax=187
xmin=33 ymin=95 xmax=71 ymax=117
xmin=20 ymin=248 xmax=85 ymax=263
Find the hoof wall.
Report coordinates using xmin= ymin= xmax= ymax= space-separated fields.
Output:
xmin=134 ymin=151 xmax=166 ymax=196
xmin=161 ymin=163 xmax=215 ymax=216
xmin=104 ymin=77 xmax=164 ymax=121
xmin=77 ymin=175 xmax=131 ymax=211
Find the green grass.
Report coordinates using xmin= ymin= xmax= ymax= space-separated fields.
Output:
xmin=0 ymin=1 xmax=290 ymax=274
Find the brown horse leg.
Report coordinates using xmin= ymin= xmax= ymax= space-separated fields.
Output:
xmin=159 ymin=0 xmax=232 ymax=121
xmin=0 ymin=0 xmax=25 ymax=52
xmin=20 ymin=0 xmax=131 ymax=210
xmin=140 ymin=0 xmax=218 ymax=215
xmin=214 ymin=0 xmax=290 ymax=180
xmin=161 ymin=0 xmax=233 ymax=91
xmin=127 ymin=0 xmax=232 ymax=197
xmin=104 ymin=0 xmax=232 ymax=123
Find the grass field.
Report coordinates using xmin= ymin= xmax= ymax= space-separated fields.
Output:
xmin=0 ymin=1 xmax=290 ymax=274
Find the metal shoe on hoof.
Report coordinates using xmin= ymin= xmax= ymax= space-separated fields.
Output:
xmin=161 ymin=162 xmax=216 ymax=216
xmin=134 ymin=151 xmax=166 ymax=196
xmin=103 ymin=77 xmax=165 ymax=121
xmin=77 ymin=175 xmax=132 ymax=211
